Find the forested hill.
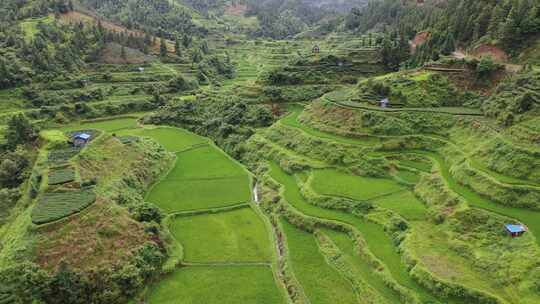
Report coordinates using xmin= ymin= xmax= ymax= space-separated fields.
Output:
xmin=345 ymin=0 xmax=540 ymax=63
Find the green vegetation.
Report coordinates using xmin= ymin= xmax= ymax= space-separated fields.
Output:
xmin=169 ymin=207 xmax=272 ymax=263
xmin=310 ymin=169 xmax=404 ymax=200
xmin=146 ymin=266 xmax=285 ymax=304
xmin=1 ymin=0 xmax=540 ymax=302
xmin=281 ymin=220 xmax=359 ymax=304
xmin=47 ymin=167 xmax=76 ymax=185
xmin=31 ymin=190 xmax=96 ymax=224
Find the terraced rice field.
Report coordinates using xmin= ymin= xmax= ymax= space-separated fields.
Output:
xmin=109 ymin=123 xmax=286 ymax=303
xmin=281 ymin=220 xmax=359 ymax=304
xmin=146 ymin=266 xmax=284 ymax=304
xmin=267 ymin=163 xmax=446 ymax=304
xmin=170 ymin=207 xmax=272 ymax=263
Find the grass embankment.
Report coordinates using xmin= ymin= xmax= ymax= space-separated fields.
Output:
xmin=322 ymin=229 xmax=403 ymax=304
xmin=280 ymin=220 xmax=359 ymax=304
xmin=103 ymin=122 xmax=286 ymax=303
xmin=282 ymin=107 xmax=540 ymax=246
xmin=268 ymin=162 xmax=446 ymax=304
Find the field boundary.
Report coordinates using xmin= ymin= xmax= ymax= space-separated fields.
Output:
xmin=168 ymin=203 xmax=250 ymax=218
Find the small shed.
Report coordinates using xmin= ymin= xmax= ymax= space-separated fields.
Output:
xmin=73 ymin=133 xmax=91 ymax=147
xmin=312 ymin=45 xmax=320 ymax=54
xmin=380 ymin=98 xmax=390 ymax=108
xmin=505 ymin=224 xmax=527 ymax=237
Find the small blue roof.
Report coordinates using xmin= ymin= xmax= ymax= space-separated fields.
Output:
xmin=74 ymin=133 xmax=91 ymax=140
xmin=505 ymin=224 xmax=526 ymax=233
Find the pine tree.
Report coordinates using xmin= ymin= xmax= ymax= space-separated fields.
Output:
xmin=121 ymin=45 xmax=126 ymax=60
xmin=160 ymin=38 xmax=167 ymax=57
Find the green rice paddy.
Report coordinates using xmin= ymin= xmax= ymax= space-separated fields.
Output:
xmin=117 ymin=127 xmax=208 ymax=152
xmin=268 ymin=162 xmax=448 ymax=303
xmin=169 ymin=207 xmax=272 ymax=263
xmin=310 ymin=169 xmax=404 ymax=200
xmin=281 ymin=220 xmax=358 ymax=304
xmin=146 ymin=266 xmax=285 ymax=304
xmin=147 ymin=177 xmax=251 ymax=213
xmin=63 ymin=118 xmax=139 ymax=132
xmin=171 ymin=146 xmax=247 ymax=179
xmin=322 ymin=229 xmax=402 ymax=304
xmin=370 ymin=191 xmax=427 ymax=221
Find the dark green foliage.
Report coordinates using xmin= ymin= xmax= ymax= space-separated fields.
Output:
xmin=77 ymin=0 xmax=199 ymax=39
xmin=129 ymin=202 xmax=163 ymax=224
xmin=31 ymin=190 xmax=97 ymax=224
xmin=167 ymin=75 xmax=198 ymax=93
xmin=483 ymin=70 xmax=540 ymax=125
xmin=145 ymin=98 xmax=274 ymax=158
xmin=0 ymin=241 xmax=165 ymax=303
xmin=4 ymin=114 xmax=38 ymax=150
xmin=349 ymin=0 xmax=540 ymax=63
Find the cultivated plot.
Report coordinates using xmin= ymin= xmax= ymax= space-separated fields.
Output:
xmin=170 ymin=207 xmax=272 ymax=263
xmin=281 ymin=220 xmax=358 ymax=304
xmin=146 ymin=266 xmax=285 ymax=304
xmin=310 ymin=169 xmax=404 ymax=200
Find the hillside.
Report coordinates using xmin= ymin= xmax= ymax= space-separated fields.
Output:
xmin=0 ymin=0 xmax=539 ymax=303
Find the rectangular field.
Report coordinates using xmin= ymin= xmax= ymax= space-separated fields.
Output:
xmin=64 ymin=118 xmax=139 ymax=132
xmin=169 ymin=207 xmax=272 ymax=263
xmin=170 ymin=146 xmax=247 ymax=179
xmin=117 ymin=127 xmax=208 ymax=152
xmin=146 ymin=266 xmax=285 ymax=304
xmin=281 ymin=220 xmax=358 ymax=304
xmin=146 ymin=176 xmax=251 ymax=213
xmin=310 ymin=169 xmax=404 ymax=200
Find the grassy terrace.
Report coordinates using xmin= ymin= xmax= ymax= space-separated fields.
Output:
xmin=62 ymin=117 xmax=285 ymax=303
xmin=322 ymin=229 xmax=403 ymax=304
xmin=280 ymin=220 xmax=359 ymax=304
xmin=170 ymin=207 xmax=272 ymax=263
xmin=281 ymin=107 xmax=540 ymax=245
xmin=268 ymin=162 xmax=450 ymax=304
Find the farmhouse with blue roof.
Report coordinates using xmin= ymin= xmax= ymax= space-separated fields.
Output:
xmin=73 ymin=133 xmax=91 ymax=147
xmin=505 ymin=224 xmax=527 ymax=237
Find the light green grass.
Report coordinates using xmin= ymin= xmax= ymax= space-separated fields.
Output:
xmin=426 ymin=152 xmax=540 ymax=246
xmin=310 ymin=169 xmax=404 ymax=201
xmin=397 ymin=159 xmax=433 ymax=173
xmin=322 ymin=229 xmax=402 ymax=304
xmin=147 ymin=177 xmax=251 ymax=213
xmin=171 ymin=146 xmax=247 ymax=179
xmin=280 ymin=107 xmax=380 ymax=146
xmin=281 ymin=220 xmax=358 ymax=304
xmin=268 ymin=162 xmax=448 ymax=303
xmin=146 ymin=266 xmax=285 ymax=304
xmin=118 ymin=127 xmax=208 ymax=152
xmin=394 ymin=169 xmax=421 ymax=184
xmin=370 ymin=191 xmax=427 ymax=221
xmin=64 ymin=118 xmax=139 ymax=132
xmin=169 ymin=207 xmax=272 ymax=263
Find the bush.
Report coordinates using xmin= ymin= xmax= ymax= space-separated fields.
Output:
xmin=129 ymin=202 xmax=163 ymax=223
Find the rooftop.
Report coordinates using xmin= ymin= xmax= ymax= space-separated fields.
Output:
xmin=74 ymin=133 xmax=91 ymax=140
xmin=505 ymin=224 xmax=527 ymax=233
